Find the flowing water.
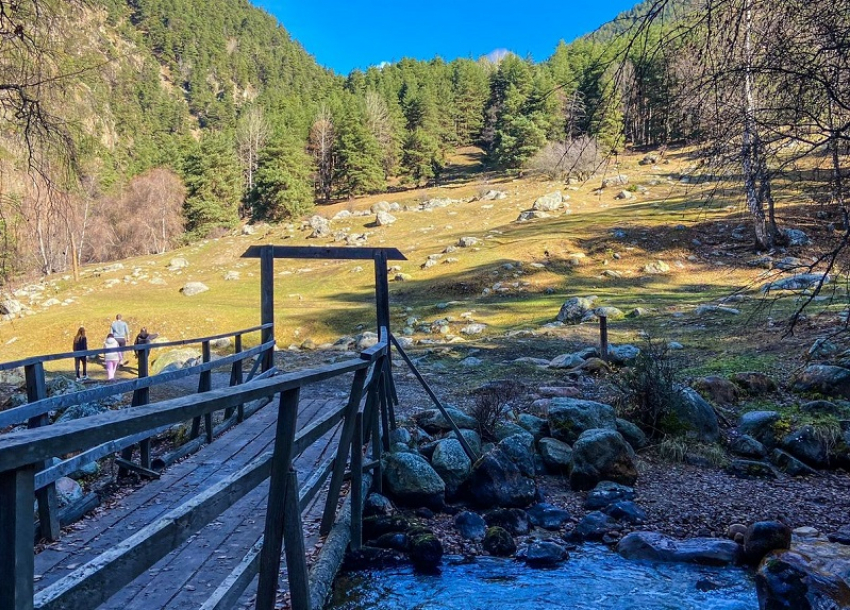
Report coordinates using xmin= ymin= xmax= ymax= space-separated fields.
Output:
xmin=328 ymin=544 xmax=757 ymax=610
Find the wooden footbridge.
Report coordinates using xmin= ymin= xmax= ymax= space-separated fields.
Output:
xmin=0 ymin=247 xmax=476 ymax=610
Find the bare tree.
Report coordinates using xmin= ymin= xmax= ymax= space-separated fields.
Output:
xmin=308 ymin=105 xmax=335 ymax=202
xmin=365 ymin=90 xmax=400 ymax=177
xmin=235 ymin=105 xmax=270 ymax=207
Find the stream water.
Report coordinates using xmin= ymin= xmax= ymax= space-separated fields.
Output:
xmin=327 ymin=544 xmax=758 ymax=610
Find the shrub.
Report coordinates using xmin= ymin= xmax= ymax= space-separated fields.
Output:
xmin=525 ymin=136 xmax=603 ymax=181
xmin=614 ymin=338 xmax=686 ymax=440
xmin=470 ymin=380 xmax=524 ymax=442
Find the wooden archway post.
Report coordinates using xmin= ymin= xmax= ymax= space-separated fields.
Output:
xmin=260 ymin=246 xmax=275 ymax=372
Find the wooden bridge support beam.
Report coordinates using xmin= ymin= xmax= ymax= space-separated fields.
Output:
xmin=0 ymin=465 xmax=35 ymax=610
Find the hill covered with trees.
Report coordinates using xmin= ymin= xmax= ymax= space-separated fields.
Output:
xmin=3 ymin=0 xmax=849 ymax=283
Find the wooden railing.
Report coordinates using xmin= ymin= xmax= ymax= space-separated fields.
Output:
xmin=0 ymin=324 xmax=275 ymax=542
xmin=0 ymin=332 xmax=392 ymax=610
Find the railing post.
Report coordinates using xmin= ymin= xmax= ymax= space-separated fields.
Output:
xmin=599 ymin=315 xmax=609 ymax=363
xmin=25 ymin=362 xmax=59 ymax=542
xmin=0 ymin=465 xmax=36 ymax=610
xmin=371 ymin=386 xmax=383 ymax=495
xmin=373 ymin=251 xmax=390 ymax=337
xmin=256 ymin=388 xmax=300 ymax=610
xmin=191 ymin=340 xmax=213 ymax=443
xmin=133 ymin=349 xmax=151 ymax=469
xmin=350 ymin=412 xmax=363 ymax=552
xmin=260 ymin=246 xmax=275 ymax=373
xmin=226 ymin=333 xmax=244 ymax=421
xmin=320 ymin=367 xmax=368 ymax=536
xmin=282 ymin=470 xmax=309 ymax=610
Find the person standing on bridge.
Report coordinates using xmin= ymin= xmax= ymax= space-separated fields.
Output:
xmin=110 ymin=313 xmax=130 ymax=365
xmin=73 ymin=326 xmax=88 ymax=381
xmin=103 ymin=333 xmax=120 ymax=380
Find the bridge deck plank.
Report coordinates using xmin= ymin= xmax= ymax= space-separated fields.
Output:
xmin=34 ymin=393 xmax=347 ymax=610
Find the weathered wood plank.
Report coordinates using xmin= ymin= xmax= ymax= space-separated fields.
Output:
xmin=242 ymin=245 xmax=406 ymax=261
xmin=33 ymin=450 xmax=276 ymax=610
xmin=26 ymin=363 xmax=60 ymax=543
xmin=350 ymin=413 xmax=363 ymax=552
xmin=0 ymin=357 xmax=372 ymax=473
xmin=256 ymin=388 xmax=300 ymax=610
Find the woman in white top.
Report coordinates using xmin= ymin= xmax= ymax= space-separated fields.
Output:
xmin=103 ymin=333 xmax=121 ymax=380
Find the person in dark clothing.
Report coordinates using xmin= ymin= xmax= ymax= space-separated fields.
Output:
xmin=133 ymin=327 xmax=159 ymax=360
xmin=73 ymin=326 xmax=88 ymax=380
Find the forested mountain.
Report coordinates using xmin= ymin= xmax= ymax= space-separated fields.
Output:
xmin=3 ymin=0 xmax=849 ymax=281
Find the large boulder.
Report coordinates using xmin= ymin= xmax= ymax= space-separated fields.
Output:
xmin=517 ymin=414 xmax=549 ymax=441
xmin=180 ymin=282 xmax=209 ymax=297
xmin=151 ymin=348 xmax=201 ymax=375
xmin=730 ymin=435 xmax=768 ymax=459
xmin=497 ymin=434 xmax=535 ymax=477
xmin=431 ymin=439 xmax=472 ymax=497
xmin=523 ymin=541 xmax=569 ymax=567
xmin=537 ymin=437 xmax=573 ymax=474
xmin=382 ymin=453 xmax=445 ymax=509
xmin=414 ymin=407 xmax=477 ymax=433
xmin=731 ymin=372 xmax=777 ymax=396
xmin=556 ymin=297 xmax=596 ymax=324
xmin=792 ymin=365 xmax=850 ymax=400
xmin=408 ymin=531 xmax=443 ymax=570
xmin=781 ymin=425 xmax=829 ymax=469
xmin=617 ymin=531 xmax=742 ymax=566
xmin=756 ymin=551 xmax=850 ymax=610
xmin=548 ymin=398 xmax=617 ymax=444
xmin=739 ymin=411 xmax=782 ymax=448
xmin=743 ymin=521 xmax=792 ymax=565
xmin=584 ymin=481 xmax=636 ymax=510
xmin=570 ymin=429 xmax=638 ymax=491
xmin=692 ymin=376 xmax=740 ymax=405
xmin=454 ymin=511 xmax=486 ymax=541
xmin=565 ymin=511 xmax=618 ymax=542
xmin=307 ymin=215 xmax=331 ymax=238
xmin=483 ymin=526 xmax=516 ymax=557
xmin=667 ymin=388 xmax=720 ymax=443
xmin=772 ymin=449 xmax=818 ymax=477
xmin=531 ymin=191 xmax=566 ymax=212
xmin=467 ymin=447 xmax=537 ymax=508
xmin=526 ymin=503 xmax=571 ymax=530
xmin=483 ymin=508 xmax=530 ymax=536
xmin=616 ymin=418 xmax=647 ymax=450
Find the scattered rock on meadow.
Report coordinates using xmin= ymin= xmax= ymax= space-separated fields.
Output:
xmin=180 ymin=281 xmax=209 ymax=297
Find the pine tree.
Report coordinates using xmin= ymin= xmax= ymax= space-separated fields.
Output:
xmin=402 ymin=128 xmax=443 ymax=186
xmin=182 ymin=133 xmax=242 ymax=237
xmin=251 ymin=131 xmax=314 ymax=221
xmin=334 ymin=101 xmax=385 ymax=197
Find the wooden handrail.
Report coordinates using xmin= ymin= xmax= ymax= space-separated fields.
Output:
xmin=0 ymin=324 xmax=273 ymax=372
xmin=0 ymin=349 xmax=388 ymax=473
xmin=0 ymin=341 xmax=274 ymax=429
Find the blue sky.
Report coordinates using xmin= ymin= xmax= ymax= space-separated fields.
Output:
xmin=254 ymin=1 xmax=640 ymax=75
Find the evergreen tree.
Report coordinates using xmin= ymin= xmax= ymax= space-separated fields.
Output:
xmin=334 ymin=101 xmax=385 ymax=197
xmin=402 ymin=128 xmax=443 ymax=186
xmin=251 ymin=131 xmax=314 ymax=221
xmin=182 ymin=133 xmax=242 ymax=236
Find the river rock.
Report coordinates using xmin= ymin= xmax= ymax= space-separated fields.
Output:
xmin=731 ymin=372 xmax=777 ymax=396
xmin=584 ymin=481 xmax=636 ymax=510
xmin=484 ymin=508 xmax=530 ymax=536
xmin=772 ymin=449 xmax=818 ymax=477
xmin=617 ymin=531 xmax=742 ymax=566
xmin=526 ymin=503 xmax=571 ymax=530
xmin=180 ymin=282 xmax=209 ymax=297
xmin=548 ymin=398 xmax=617 ymax=444
xmin=744 ymin=521 xmax=792 ymax=565
xmin=616 ymin=418 xmax=647 ymax=449
xmin=730 ymin=435 xmax=767 ymax=459
xmin=781 ymin=425 xmax=829 ymax=468
xmin=728 ymin=459 xmax=778 ymax=479
xmin=523 ymin=541 xmax=569 ymax=567
xmin=498 ymin=434 xmax=535 ymax=477
xmin=669 ymin=388 xmax=720 ymax=443
xmin=608 ymin=344 xmax=641 ymax=365
xmin=739 ymin=411 xmax=782 ymax=448
xmin=431 ymin=439 xmax=472 ymax=497
xmin=756 ymin=550 xmax=850 ymax=609
xmin=570 ymin=429 xmax=638 ymax=491
xmin=537 ymin=437 xmax=573 ymax=474
xmin=494 ymin=423 xmax=534 ymax=444
xmin=518 ymin=414 xmax=549 ymax=440
xmin=382 ymin=453 xmax=445 ymax=509
xmin=446 ymin=429 xmax=482 ymax=456
xmin=374 ymin=532 xmax=409 ymax=551
xmin=467 ymin=448 xmax=537 ymax=508
xmin=556 ymin=297 xmax=596 ymax=324
xmin=565 ymin=511 xmax=618 ymax=542
xmin=483 ymin=526 xmax=516 ymax=557
xmin=454 ymin=511 xmax=487 ymax=541
xmin=414 ymin=407 xmax=477 ymax=433
xmin=549 ymin=353 xmax=586 ymax=369
xmin=408 ymin=531 xmax=443 ymax=570
xmin=364 ymin=493 xmax=394 ymax=517
xmin=692 ymin=376 xmax=740 ymax=405
xmin=604 ymin=500 xmax=647 ymax=525
xmin=55 ymin=477 xmax=84 ymax=507
xmin=792 ymin=365 xmax=850 ymax=399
